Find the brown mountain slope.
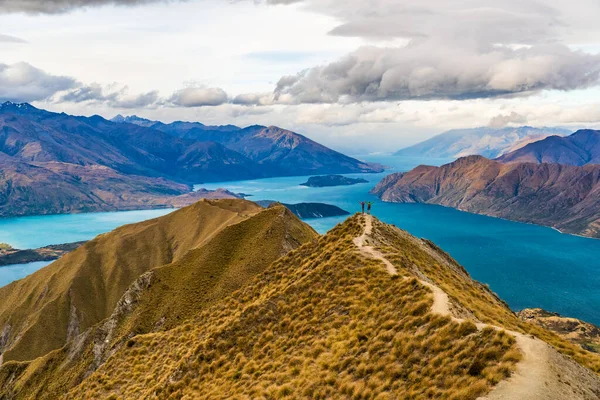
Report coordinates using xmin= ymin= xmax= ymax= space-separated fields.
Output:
xmin=371 ymin=156 xmax=600 ymax=238
xmin=0 ymin=203 xmax=317 ymax=399
xmin=498 ymin=130 xmax=600 ymax=166
xmin=0 ymin=199 xmax=264 ymax=363
xmin=0 ymin=154 xmax=243 ymax=217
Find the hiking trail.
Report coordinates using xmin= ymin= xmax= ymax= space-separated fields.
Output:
xmin=354 ymin=214 xmax=600 ymax=400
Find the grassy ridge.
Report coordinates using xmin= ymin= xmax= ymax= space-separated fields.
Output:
xmin=374 ymin=218 xmax=600 ymax=373
xmin=69 ymin=216 xmax=520 ymax=399
xmin=0 ymin=203 xmax=317 ymax=399
xmin=0 ymin=199 xmax=263 ymax=362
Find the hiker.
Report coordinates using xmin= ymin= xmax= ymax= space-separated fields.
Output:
xmin=367 ymin=202 xmax=373 ymax=215
xmin=359 ymin=201 xmax=366 ymax=214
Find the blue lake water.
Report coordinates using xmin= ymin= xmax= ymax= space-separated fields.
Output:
xmin=2 ymin=154 xmax=600 ymax=326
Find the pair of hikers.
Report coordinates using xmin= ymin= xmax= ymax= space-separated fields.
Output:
xmin=359 ymin=201 xmax=374 ymax=215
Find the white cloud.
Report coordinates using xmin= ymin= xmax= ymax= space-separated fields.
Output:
xmin=488 ymin=112 xmax=528 ymax=128
xmin=168 ymin=86 xmax=228 ymax=107
xmin=0 ymin=62 xmax=76 ymax=102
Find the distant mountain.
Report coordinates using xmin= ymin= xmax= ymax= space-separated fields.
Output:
xmin=0 ymin=103 xmax=381 ymax=217
xmin=497 ymin=130 xmax=600 ymax=165
xmin=115 ymin=117 xmax=384 ymax=176
xmin=371 ymin=156 xmax=600 ymax=238
xmin=395 ymin=126 xmax=572 ymax=159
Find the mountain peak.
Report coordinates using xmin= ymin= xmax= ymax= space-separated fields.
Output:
xmin=0 ymin=101 xmax=37 ymax=112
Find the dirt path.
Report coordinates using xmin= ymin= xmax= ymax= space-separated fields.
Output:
xmin=353 ymin=215 xmax=397 ymax=276
xmin=354 ymin=215 xmax=600 ymax=400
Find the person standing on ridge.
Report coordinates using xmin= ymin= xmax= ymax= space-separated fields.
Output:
xmin=367 ymin=202 xmax=373 ymax=215
xmin=359 ymin=201 xmax=366 ymax=214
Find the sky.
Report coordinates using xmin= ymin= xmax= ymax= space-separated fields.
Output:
xmin=2 ymin=0 xmax=600 ymax=153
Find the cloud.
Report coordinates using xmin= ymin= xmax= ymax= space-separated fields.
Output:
xmin=169 ymin=86 xmax=228 ymax=107
xmin=239 ymin=0 xmax=600 ymax=105
xmin=0 ymin=34 xmax=27 ymax=43
xmin=0 ymin=62 xmax=77 ymax=102
xmin=0 ymin=0 xmax=182 ymax=14
xmin=232 ymin=92 xmax=274 ymax=106
xmin=488 ymin=111 xmax=527 ymax=128
xmin=240 ymin=44 xmax=600 ymax=104
xmin=60 ymin=83 xmax=159 ymax=108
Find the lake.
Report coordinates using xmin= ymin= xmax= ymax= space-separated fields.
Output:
xmin=2 ymin=154 xmax=600 ymax=326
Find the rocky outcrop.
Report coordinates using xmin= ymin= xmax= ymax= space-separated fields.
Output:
xmin=371 ymin=156 xmax=600 ymax=238
xmin=518 ymin=308 xmax=600 ymax=353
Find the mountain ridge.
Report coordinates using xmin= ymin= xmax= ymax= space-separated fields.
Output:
xmin=497 ymin=129 xmax=600 ymax=165
xmin=0 ymin=103 xmax=382 ymax=217
xmin=395 ymin=126 xmax=572 ymax=159
xmin=371 ymin=156 xmax=600 ymax=238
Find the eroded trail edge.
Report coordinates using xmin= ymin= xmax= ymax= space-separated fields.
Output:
xmin=354 ymin=215 xmax=600 ymax=400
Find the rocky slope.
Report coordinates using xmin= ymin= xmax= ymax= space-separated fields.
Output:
xmin=395 ymin=126 xmax=571 ymax=159
xmin=0 ymin=154 xmax=243 ymax=217
xmin=498 ymin=130 xmax=600 ymax=166
xmin=1 ymin=203 xmax=600 ymax=399
xmin=518 ymin=309 xmax=600 ymax=354
xmin=0 ymin=102 xmax=381 ymax=217
xmin=371 ymin=156 xmax=600 ymax=238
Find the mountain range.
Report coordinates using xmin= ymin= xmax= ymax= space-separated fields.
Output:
xmin=371 ymin=156 xmax=600 ymax=238
xmin=395 ymin=126 xmax=571 ymax=159
xmin=1 ymin=199 xmax=599 ymax=398
xmin=0 ymin=102 xmax=381 ymax=217
xmin=498 ymin=129 xmax=600 ymax=166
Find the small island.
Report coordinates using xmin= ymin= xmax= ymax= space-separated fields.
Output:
xmin=300 ymin=175 xmax=368 ymax=187
xmin=0 ymin=242 xmax=86 ymax=267
xmin=257 ymin=201 xmax=350 ymax=219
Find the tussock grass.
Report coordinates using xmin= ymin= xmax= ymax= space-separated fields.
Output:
xmin=69 ymin=215 xmax=519 ymax=399
xmin=372 ymin=217 xmax=600 ymax=374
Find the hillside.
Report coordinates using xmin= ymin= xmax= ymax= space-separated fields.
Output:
xmin=0 ymin=199 xmax=267 ymax=363
xmin=498 ymin=130 xmax=600 ymax=165
xmin=395 ymin=127 xmax=571 ymax=159
xmin=371 ymin=156 xmax=600 ymax=238
xmin=0 ymin=199 xmax=316 ymax=399
xmin=0 ymin=103 xmax=382 ymax=217
xmin=2 ymin=211 xmax=600 ymax=399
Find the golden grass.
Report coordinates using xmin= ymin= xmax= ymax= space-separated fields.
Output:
xmin=371 ymin=217 xmax=600 ymax=374
xmin=0 ymin=203 xmax=317 ymax=400
xmin=68 ymin=215 xmax=519 ymax=399
xmin=0 ymin=199 xmax=263 ymax=363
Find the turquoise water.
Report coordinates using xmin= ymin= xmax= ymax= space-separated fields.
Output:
xmin=0 ymin=209 xmax=174 ymax=250
xmin=2 ymin=155 xmax=600 ymax=326
xmin=0 ymin=261 xmax=52 ymax=288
